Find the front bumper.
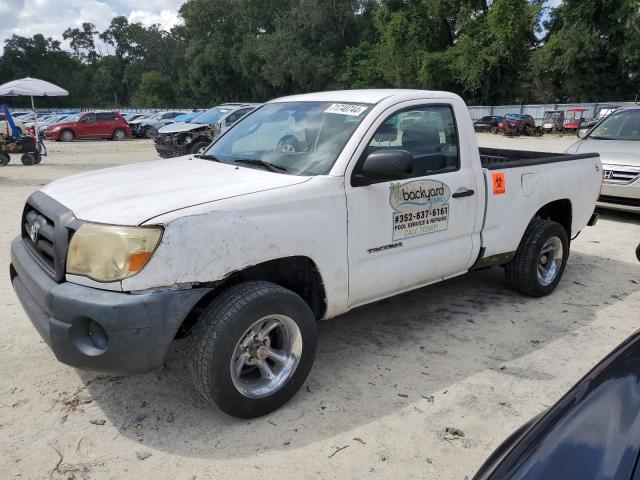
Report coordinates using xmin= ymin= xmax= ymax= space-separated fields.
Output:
xmin=597 ymin=171 xmax=640 ymax=213
xmin=10 ymin=236 xmax=212 ymax=374
xmin=154 ymin=138 xmax=189 ymax=158
xmin=44 ymin=131 xmax=59 ymax=141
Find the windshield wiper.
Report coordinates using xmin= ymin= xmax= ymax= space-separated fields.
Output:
xmin=234 ymin=158 xmax=288 ymax=173
xmin=590 ymin=136 xmax=614 ymax=140
xmin=194 ymin=153 xmax=221 ymax=162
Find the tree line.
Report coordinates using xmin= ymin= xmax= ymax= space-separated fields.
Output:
xmin=0 ymin=0 xmax=638 ymax=109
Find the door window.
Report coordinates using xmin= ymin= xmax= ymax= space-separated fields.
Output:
xmin=82 ymin=113 xmax=96 ymax=123
xmin=96 ymin=112 xmax=115 ymax=121
xmin=357 ymin=105 xmax=459 ymax=181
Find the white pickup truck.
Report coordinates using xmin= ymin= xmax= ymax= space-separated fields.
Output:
xmin=10 ymin=90 xmax=602 ymax=417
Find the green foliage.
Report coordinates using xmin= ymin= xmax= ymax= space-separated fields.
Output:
xmin=531 ymin=0 xmax=640 ymax=102
xmin=132 ymin=71 xmax=175 ymax=107
xmin=0 ymin=0 xmax=638 ymax=107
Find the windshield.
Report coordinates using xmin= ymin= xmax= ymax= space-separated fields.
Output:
xmin=205 ymin=101 xmax=372 ymax=176
xmin=543 ymin=112 xmax=562 ymax=121
xmin=505 ymin=114 xmax=522 ymax=120
xmin=192 ymin=107 xmax=232 ymax=125
xmin=589 ymin=110 xmax=640 ymax=141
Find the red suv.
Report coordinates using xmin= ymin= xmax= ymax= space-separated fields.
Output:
xmin=45 ymin=111 xmax=132 ymax=142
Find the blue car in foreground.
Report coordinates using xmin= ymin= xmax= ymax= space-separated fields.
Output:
xmin=475 ymin=283 xmax=640 ymax=480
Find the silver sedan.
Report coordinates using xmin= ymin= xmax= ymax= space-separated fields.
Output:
xmin=567 ymin=106 xmax=640 ymax=213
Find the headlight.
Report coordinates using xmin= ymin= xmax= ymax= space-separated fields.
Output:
xmin=67 ymin=224 xmax=163 ymax=282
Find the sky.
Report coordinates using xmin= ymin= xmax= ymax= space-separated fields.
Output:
xmin=0 ymin=0 xmax=184 ymax=51
xmin=0 ymin=0 xmax=564 ymax=53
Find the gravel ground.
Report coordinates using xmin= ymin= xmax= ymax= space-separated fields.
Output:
xmin=1 ymin=135 xmax=639 ymax=480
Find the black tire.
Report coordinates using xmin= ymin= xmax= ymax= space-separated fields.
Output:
xmin=190 ymin=140 xmax=210 ymax=155
xmin=505 ymin=219 xmax=569 ymax=297
xmin=490 ymin=126 xmax=498 ymax=134
xmin=143 ymin=126 xmax=155 ymax=138
xmin=21 ymin=153 xmax=35 ymax=165
xmin=59 ymin=129 xmax=74 ymax=142
xmin=33 ymin=152 xmax=42 ymax=164
xmin=276 ymin=135 xmax=300 ymax=153
xmin=0 ymin=153 xmax=10 ymax=166
xmin=113 ymin=128 xmax=126 ymax=141
xmin=188 ymin=281 xmax=317 ymax=418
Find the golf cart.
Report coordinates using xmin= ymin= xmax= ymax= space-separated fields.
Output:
xmin=0 ymin=104 xmax=42 ymax=166
xmin=542 ymin=110 xmax=564 ymax=133
xmin=564 ymin=108 xmax=588 ymax=132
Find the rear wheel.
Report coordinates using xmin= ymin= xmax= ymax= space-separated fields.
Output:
xmin=20 ymin=153 xmax=36 ymax=165
xmin=60 ymin=129 xmax=74 ymax=142
xmin=490 ymin=126 xmax=498 ymax=134
xmin=0 ymin=153 xmax=10 ymax=166
xmin=113 ymin=128 xmax=126 ymax=141
xmin=505 ymin=219 xmax=569 ymax=297
xmin=188 ymin=281 xmax=317 ymax=418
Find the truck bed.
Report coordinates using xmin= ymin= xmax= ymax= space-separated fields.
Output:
xmin=480 ymin=147 xmax=597 ymax=170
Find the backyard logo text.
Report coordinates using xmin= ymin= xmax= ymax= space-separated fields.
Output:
xmin=390 ymin=180 xmax=450 ymax=240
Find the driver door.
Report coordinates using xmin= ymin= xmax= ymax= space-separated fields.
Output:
xmin=346 ymin=103 xmax=479 ymax=306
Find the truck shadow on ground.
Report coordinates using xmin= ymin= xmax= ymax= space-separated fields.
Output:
xmin=80 ymin=250 xmax=639 ymax=459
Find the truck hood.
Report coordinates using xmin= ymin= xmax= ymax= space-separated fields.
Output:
xmin=41 ymin=157 xmax=310 ymax=225
xmin=158 ymin=122 xmax=207 ymax=134
xmin=568 ymin=139 xmax=640 ymax=167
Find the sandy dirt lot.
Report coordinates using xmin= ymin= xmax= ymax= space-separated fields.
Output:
xmin=1 ymin=135 xmax=639 ymax=480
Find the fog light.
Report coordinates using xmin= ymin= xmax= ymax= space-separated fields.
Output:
xmin=70 ymin=318 xmax=109 ymax=356
xmin=87 ymin=320 xmax=109 ymax=350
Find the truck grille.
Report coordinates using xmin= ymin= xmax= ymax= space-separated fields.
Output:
xmin=21 ymin=192 xmax=76 ymax=282
xmin=602 ymin=166 xmax=640 ymax=185
xmin=24 ymin=208 xmax=56 ymax=272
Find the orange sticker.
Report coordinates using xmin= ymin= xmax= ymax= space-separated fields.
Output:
xmin=492 ymin=172 xmax=506 ymax=195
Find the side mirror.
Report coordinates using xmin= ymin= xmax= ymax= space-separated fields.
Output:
xmin=360 ymin=149 xmax=413 ymax=184
xmin=577 ymin=128 xmax=589 ymax=138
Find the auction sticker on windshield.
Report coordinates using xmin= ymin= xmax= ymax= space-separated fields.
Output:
xmin=390 ymin=180 xmax=450 ymax=240
xmin=325 ymin=104 xmax=368 ymax=116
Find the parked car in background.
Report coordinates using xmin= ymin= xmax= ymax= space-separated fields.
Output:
xmin=133 ymin=111 xmax=187 ymax=138
xmin=171 ymin=111 xmax=203 ymax=123
xmin=44 ymin=111 xmax=132 ymax=142
xmin=154 ymin=103 xmax=258 ymax=157
xmin=583 ymin=105 xmax=619 ymax=129
xmin=567 ymin=106 xmax=640 ymax=213
xmin=473 ymin=115 xmax=503 ymax=133
xmin=474 ymin=327 xmax=640 ymax=480
xmin=123 ymin=112 xmax=149 ymax=123
xmin=500 ymin=114 xmax=542 ymax=136
xmin=542 ymin=110 xmax=564 ymax=133
xmin=564 ymin=108 xmax=588 ymax=131
xmin=1 ymin=112 xmax=26 ymax=136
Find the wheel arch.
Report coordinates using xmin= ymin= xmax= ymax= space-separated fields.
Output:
xmin=176 ymin=255 xmax=327 ymax=339
xmin=532 ymin=198 xmax=572 ymax=238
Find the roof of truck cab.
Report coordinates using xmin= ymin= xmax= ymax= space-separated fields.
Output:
xmin=270 ymin=89 xmax=457 ymax=105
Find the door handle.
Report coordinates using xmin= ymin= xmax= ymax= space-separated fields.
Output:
xmin=452 ymin=188 xmax=475 ymax=198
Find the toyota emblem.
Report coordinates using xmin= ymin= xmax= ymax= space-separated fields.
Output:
xmin=29 ymin=222 xmax=40 ymax=243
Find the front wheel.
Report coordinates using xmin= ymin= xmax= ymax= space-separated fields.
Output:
xmin=59 ymin=129 xmax=74 ymax=142
xmin=0 ymin=153 xmax=10 ymax=166
xmin=113 ymin=128 xmax=126 ymax=141
xmin=188 ymin=281 xmax=317 ymax=418
xmin=190 ymin=140 xmax=210 ymax=155
xmin=505 ymin=219 xmax=569 ymax=297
